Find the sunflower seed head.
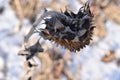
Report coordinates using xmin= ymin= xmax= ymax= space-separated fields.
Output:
xmin=34 ymin=2 xmax=95 ymax=51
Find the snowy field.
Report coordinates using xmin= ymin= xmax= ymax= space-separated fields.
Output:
xmin=0 ymin=0 xmax=120 ymax=80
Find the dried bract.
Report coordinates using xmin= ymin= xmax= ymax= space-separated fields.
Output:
xmin=18 ymin=41 xmax=43 ymax=60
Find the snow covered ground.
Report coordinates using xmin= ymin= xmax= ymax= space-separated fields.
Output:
xmin=0 ymin=1 xmax=24 ymax=80
xmin=0 ymin=0 xmax=120 ymax=80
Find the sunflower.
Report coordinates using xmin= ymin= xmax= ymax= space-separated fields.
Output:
xmin=33 ymin=2 xmax=95 ymax=51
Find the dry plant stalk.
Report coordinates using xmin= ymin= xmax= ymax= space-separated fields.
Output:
xmin=10 ymin=0 xmax=41 ymax=23
xmin=102 ymin=50 xmax=116 ymax=63
xmin=90 ymin=0 xmax=120 ymax=38
xmin=103 ymin=4 xmax=120 ymax=24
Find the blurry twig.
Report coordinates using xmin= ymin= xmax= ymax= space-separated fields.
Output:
xmin=102 ymin=50 xmax=116 ymax=63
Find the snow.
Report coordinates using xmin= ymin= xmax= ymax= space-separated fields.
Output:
xmin=0 ymin=1 xmax=23 ymax=80
xmin=0 ymin=0 xmax=120 ymax=80
xmin=0 ymin=57 xmax=4 ymax=70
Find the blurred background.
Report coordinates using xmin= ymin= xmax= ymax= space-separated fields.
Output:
xmin=0 ymin=0 xmax=120 ymax=80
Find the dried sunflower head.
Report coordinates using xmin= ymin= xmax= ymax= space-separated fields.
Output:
xmin=34 ymin=2 xmax=95 ymax=51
